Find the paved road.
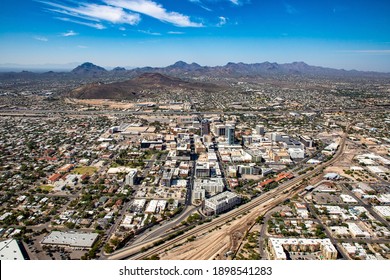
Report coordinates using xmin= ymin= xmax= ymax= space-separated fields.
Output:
xmin=363 ymin=167 xmax=390 ymax=185
xmin=186 ymin=158 xmax=195 ymax=206
xmin=132 ymin=205 xmax=198 ymax=244
xmin=106 ymin=201 xmax=131 ymax=239
xmin=258 ymin=212 xmax=272 ymax=259
xmin=336 ymin=238 xmax=390 ymax=244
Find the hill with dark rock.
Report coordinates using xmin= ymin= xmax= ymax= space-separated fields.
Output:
xmin=68 ymin=72 xmax=221 ymax=99
xmin=71 ymin=62 xmax=107 ymax=76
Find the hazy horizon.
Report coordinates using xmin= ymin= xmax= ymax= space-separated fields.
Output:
xmin=1 ymin=0 xmax=390 ymax=72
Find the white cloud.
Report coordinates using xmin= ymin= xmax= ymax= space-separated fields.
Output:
xmin=217 ymin=16 xmax=227 ymax=27
xmin=34 ymin=36 xmax=48 ymax=42
xmin=229 ymin=0 xmax=240 ymax=5
xmin=356 ymin=50 xmax=390 ymax=53
xmin=40 ymin=1 xmax=141 ymax=26
xmin=341 ymin=50 xmax=390 ymax=54
xmin=138 ymin=29 xmax=162 ymax=36
xmin=77 ymin=45 xmax=88 ymax=48
xmin=105 ymin=0 xmax=203 ymax=27
xmin=56 ymin=17 xmax=106 ymax=30
xmin=190 ymin=0 xmax=243 ymax=7
xmin=285 ymin=3 xmax=298 ymax=14
xmin=200 ymin=5 xmax=212 ymax=12
xmin=45 ymin=8 xmax=101 ymax=22
xmin=188 ymin=0 xmax=212 ymax=11
xmin=61 ymin=30 xmax=78 ymax=37
xmin=119 ymin=27 xmax=126 ymax=31
xmin=168 ymin=31 xmax=185 ymax=34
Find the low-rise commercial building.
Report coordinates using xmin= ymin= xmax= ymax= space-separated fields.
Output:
xmin=373 ymin=206 xmax=390 ymax=219
xmin=145 ymin=200 xmax=167 ymax=214
xmin=0 ymin=239 xmax=28 ymax=260
xmin=347 ymin=222 xmax=370 ymax=238
xmin=41 ymin=231 xmax=99 ymax=248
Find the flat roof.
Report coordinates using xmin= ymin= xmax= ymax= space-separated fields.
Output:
xmin=41 ymin=231 xmax=98 ymax=248
xmin=127 ymin=169 xmax=138 ymax=176
xmin=269 ymin=237 xmax=337 ymax=259
xmin=206 ymin=191 xmax=239 ymax=205
xmin=340 ymin=194 xmax=358 ymax=203
xmin=0 ymin=239 xmax=26 ymax=260
xmin=196 ymin=161 xmax=209 ymax=168
xmin=367 ymin=166 xmax=388 ymax=174
xmin=194 ymin=177 xmax=224 ymax=187
xmin=374 ymin=206 xmax=390 ymax=218
xmin=132 ymin=199 xmax=146 ymax=207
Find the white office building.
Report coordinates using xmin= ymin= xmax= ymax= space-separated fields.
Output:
xmin=192 ymin=188 xmax=206 ymax=202
xmin=194 ymin=178 xmax=224 ymax=194
xmin=204 ymin=191 xmax=240 ymax=215
xmin=288 ymin=148 xmax=305 ymax=159
xmin=125 ymin=169 xmax=138 ymax=186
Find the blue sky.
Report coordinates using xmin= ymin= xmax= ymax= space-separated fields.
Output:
xmin=1 ymin=0 xmax=390 ymax=71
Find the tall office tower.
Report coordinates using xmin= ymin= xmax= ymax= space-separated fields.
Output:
xmin=299 ymin=135 xmax=313 ymax=148
xmin=214 ymin=124 xmax=226 ymax=136
xmin=226 ymin=125 xmax=235 ymax=145
xmin=256 ymin=124 xmax=265 ymax=136
xmin=125 ymin=169 xmax=138 ymax=186
xmin=201 ymin=119 xmax=210 ymax=135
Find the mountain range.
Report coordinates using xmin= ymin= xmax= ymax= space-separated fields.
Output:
xmin=1 ymin=61 xmax=389 ymax=79
xmin=75 ymin=61 xmax=390 ymax=78
xmin=2 ymin=61 xmax=389 ymax=99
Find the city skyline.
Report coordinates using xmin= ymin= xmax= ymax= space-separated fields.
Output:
xmin=1 ymin=0 xmax=390 ymax=72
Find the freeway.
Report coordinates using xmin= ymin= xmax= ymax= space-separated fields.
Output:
xmin=105 ymin=126 xmax=349 ymax=260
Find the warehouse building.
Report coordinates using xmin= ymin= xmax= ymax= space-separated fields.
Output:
xmin=41 ymin=231 xmax=99 ymax=248
xmin=0 ymin=239 xmax=28 ymax=260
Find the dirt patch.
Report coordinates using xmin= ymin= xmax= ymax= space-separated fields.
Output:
xmin=65 ymin=98 xmax=136 ymax=109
